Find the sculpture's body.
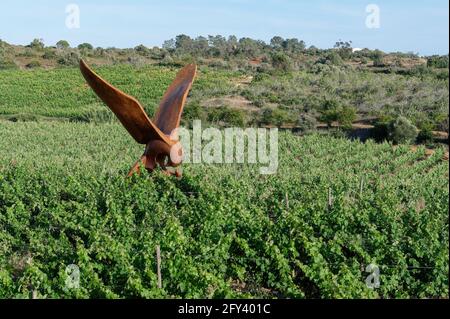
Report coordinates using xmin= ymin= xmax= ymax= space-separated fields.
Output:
xmin=80 ymin=59 xmax=197 ymax=177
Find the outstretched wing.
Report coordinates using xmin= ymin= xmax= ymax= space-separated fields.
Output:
xmin=80 ymin=59 xmax=170 ymax=145
xmin=153 ymin=64 xmax=197 ymax=136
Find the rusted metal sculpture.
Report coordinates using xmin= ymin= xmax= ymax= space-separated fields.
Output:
xmin=80 ymin=59 xmax=197 ymax=177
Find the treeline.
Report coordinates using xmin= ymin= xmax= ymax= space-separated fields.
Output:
xmin=2 ymin=35 xmax=448 ymax=72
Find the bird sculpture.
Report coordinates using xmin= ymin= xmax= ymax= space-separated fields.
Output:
xmin=79 ymin=59 xmax=197 ymax=178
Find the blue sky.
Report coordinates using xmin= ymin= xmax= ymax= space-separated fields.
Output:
xmin=0 ymin=0 xmax=448 ymax=55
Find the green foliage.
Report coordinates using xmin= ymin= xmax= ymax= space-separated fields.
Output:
xmin=207 ymin=106 xmax=246 ymax=127
xmin=56 ymin=40 xmax=70 ymax=49
xmin=0 ymin=58 xmax=17 ymax=70
xmin=320 ymin=109 xmax=338 ymax=128
xmin=336 ymin=106 xmax=357 ymax=130
xmin=334 ymin=40 xmax=353 ymax=60
xmin=260 ymin=108 xmax=290 ymax=126
xmin=134 ymin=44 xmax=151 ymax=56
xmin=28 ymin=38 xmax=45 ymax=50
xmin=42 ymin=49 xmax=57 ymax=60
xmin=0 ymin=123 xmax=448 ymax=298
xmin=388 ymin=116 xmax=419 ymax=145
xmin=182 ymin=102 xmax=205 ymax=126
xmin=417 ymin=129 xmax=434 ymax=145
xmin=0 ymin=64 xmax=235 ymax=122
xmin=427 ymin=55 xmax=449 ymax=69
xmin=297 ymin=113 xmax=317 ymax=133
xmin=57 ymin=52 xmax=80 ymax=66
xmin=317 ymin=51 xmax=343 ymax=66
xmin=78 ymin=43 xmax=94 ymax=50
xmin=271 ymin=52 xmax=292 ymax=72
xmin=370 ymin=50 xmax=385 ymax=67
xmin=319 ymin=101 xmax=357 ymax=129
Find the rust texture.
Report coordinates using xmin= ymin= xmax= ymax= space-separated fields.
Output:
xmin=80 ymin=59 xmax=197 ymax=177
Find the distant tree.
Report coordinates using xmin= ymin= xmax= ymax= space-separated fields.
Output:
xmin=162 ymin=39 xmax=176 ymax=51
xmin=193 ymin=36 xmax=209 ymax=55
xmin=305 ymin=45 xmax=320 ymax=56
xmin=270 ymin=36 xmax=284 ymax=49
xmin=226 ymin=35 xmax=238 ymax=55
xmin=175 ymin=34 xmax=194 ymax=52
xmin=56 ymin=40 xmax=70 ymax=49
xmin=371 ymin=49 xmax=385 ymax=67
xmin=29 ymin=38 xmax=45 ymax=50
xmin=334 ymin=39 xmax=352 ymax=60
xmin=78 ymin=43 xmax=93 ymax=50
xmin=237 ymin=37 xmax=262 ymax=57
xmin=208 ymin=35 xmax=227 ymax=57
xmin=283 ymin=38 xmax=306 ymax=53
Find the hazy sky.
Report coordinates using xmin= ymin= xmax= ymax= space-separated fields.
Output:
xmin=0 ymin=0 xmax=448 ymax=55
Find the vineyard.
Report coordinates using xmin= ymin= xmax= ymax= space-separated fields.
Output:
xmin=0 ymin=119 xmax=448 ymax=298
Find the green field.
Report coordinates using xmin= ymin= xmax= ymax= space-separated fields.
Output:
xmin=0 ymin=119 xmax=448 ymax=298
xmin=0 ymin=65 xmax=237 ymax=122
xmin=1 ymin=61 xmax=448 ymax=132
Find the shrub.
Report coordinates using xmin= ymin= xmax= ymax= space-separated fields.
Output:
xmin=317 ymin=51 xmax=343 ymax=66
xmin=371 ymin=121 xmax=390 ymax=142
xmin=0 ymin=58 xmax=17 ymax=70
xmin=207 ymin=106 xmax=246 ymax=127
xmin=182 ymin=102 xmax=205 ymax=126
xmin=134 ymin=44 xmax=151 ymax=56
xmin=371 ymin=50 xmax=385 ymax=67
xmin=417 ymin=129 xmax=434 ymax=145
xmin=335 ymin=106 xmax=357 ymax=130
xmin=260 ymin=108 xmax=290 ymax=127
xmin=427 ymin=55 xmax=449 ymax=69
xmin=42 ymin=49 xmax=56 ymax=60
xmin=127 ymin=55 xmax=146 ymax=67
xmin=57 ymin=52 xmax=80 ymax=66
xmin=297 ymin=113 xmax=317 ymax=133
xmin=387 ymin=116 xmax=418 ymax=145
xmin=437 ymin=116 xmax=449 ymax=133
xmin=319 ymin=109 xmax=337 ymax=128
xmin=158 ymin=54 xmax=175 ymax=66
xmin=271 ymin=52 xmax=292 ymax=72
xmin=319 ymin=102 xmax=350 ymax=128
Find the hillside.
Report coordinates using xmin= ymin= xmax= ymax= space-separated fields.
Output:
xmin=0 ymin=46 xmax=448 ymax=146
